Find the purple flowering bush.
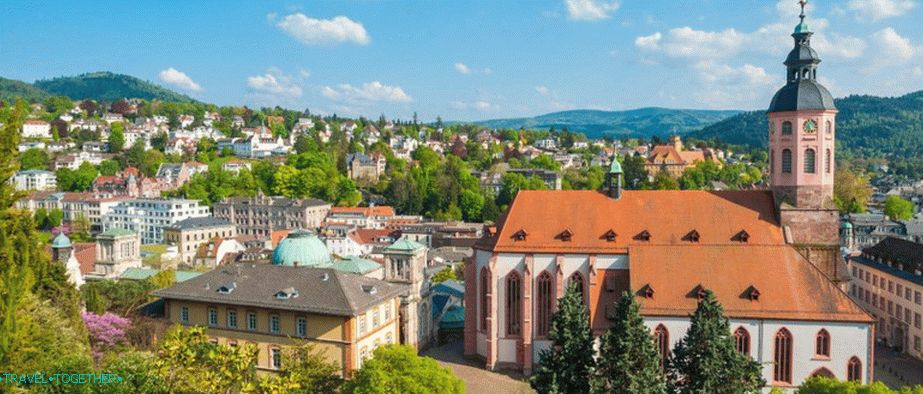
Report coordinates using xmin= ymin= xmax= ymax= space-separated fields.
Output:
xmin=82 ymin=311 xmax=131 ymax=360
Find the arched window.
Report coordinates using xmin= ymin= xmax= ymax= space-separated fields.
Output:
xmin=811 ymin=367 xmax=834 ymax=378
xmin=782 ymin=121 xmax=793 ymax=135
xmin=569 ymin=272 xmax=585 ymax=302
xmin=654 ymin=324 xmax=669 ymax=370
xmin=825 ymin=149 xmax=832 ymax=174
xmin=815 ymin=329 xmax=831 ymax=357
xmin=782 ymin=149 xmax=793 ymax=174
xmin=847 ymin=356 xmax=862 ymax=382
xmin=506 ymin=272 xmax=522 ymax=336
xmin=826 ymin=120 xmax=833 ymax=134
xmin=774 ymin=328 xmax=793 ymax=383
xmin=480 ymin=268 xmax=489 ymax=331
xmin=734 ymin=327 xmax=751 ymax=356
xmin=536 ymin=272 xmax=553 ymax=337
xmin=804 ymin=149 xmax=816 ymax=173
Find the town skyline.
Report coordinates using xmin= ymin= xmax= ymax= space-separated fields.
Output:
xmin=2 ymin=0 xmax=922 ymax=121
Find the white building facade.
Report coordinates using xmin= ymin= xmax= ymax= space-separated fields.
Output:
xmin=102 ymin=198 xmax=210 ymax=244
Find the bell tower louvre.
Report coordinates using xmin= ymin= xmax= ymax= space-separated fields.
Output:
xmin=768 ymin=0 xmax=845 ymax=283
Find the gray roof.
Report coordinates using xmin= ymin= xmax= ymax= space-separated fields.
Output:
xmin=166 ymin=216 xmax=233 ymax=231
xmin=346 ymin=153 xmax=374 ymax=165
xmin=153 ymin=264 xmax=406 ymax=316
xmin=219 ymin=196 xmax=329 ymax=208
xmin=768 ymin=80 xmax=836 ymax=112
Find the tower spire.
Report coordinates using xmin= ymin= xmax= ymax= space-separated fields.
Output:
xmin=799 ymin=0 xmax=808 ymax=23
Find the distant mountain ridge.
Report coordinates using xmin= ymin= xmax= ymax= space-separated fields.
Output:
xmin=0 ymin=72 xmax=197 ymax=103
xmin=474 ymin=108 xmax=743 ymax=139
xmin=690 ymin=90 xmax=923 ymax=158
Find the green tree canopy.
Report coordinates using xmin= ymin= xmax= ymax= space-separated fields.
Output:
xmin=531 ymin=285 xmax=596 ymax=394
xmin=884 ymin=195 xmax=915 ymax=220
xmin=346 ymin=344 xmax=464 ymax=394
xmin=20 ymin=148 xmax=49 ymax=170
xmin=595 ymin=291 xmax=667 ymax=394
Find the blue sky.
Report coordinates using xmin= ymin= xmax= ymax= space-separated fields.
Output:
xmin=2 ymin=0 xmax=922 ymax=121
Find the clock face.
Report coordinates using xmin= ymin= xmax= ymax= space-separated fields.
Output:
xmin=803 ymin=119 xmax=817 ymax=133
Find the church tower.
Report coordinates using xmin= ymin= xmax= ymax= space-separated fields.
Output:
xmin=768 ymin=0 xmax=845 ymax=282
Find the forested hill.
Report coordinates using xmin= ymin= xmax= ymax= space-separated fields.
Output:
xmin=0 ymin=72 xmax=197 ymax=103
xmin=475 ymin=108 xmax=741 ymax=139
xmin=690 ymin=91 xmax=923 ymax=159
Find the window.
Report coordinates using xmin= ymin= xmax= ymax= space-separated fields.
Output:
xmin=359 ymin=314 xmax=367 ymax=335
xmin=825 ymin=149 xmax=832 ymax=173
xmin=898 ymin=305 xmax=904 ymax=319
xmin=180 ymin=306 xmax=189 ymax=323
xmin=506 ymin=273 xmax=522 ymax=336
xmin=269 ymin=315 xmax=280 ymax=334
xmin=384 ymin=303 xmax=392 ymax=321
xmin=208 ymin=307 xmax=218 ymax=326
xmin=734 ymin=327 xmax=751 ymax=356
xmin=782 ymin=149 xmax=793 ymax=173
xmin=774 ymin=328 xmax=793 ymax=383
xmin=906 ymin=288 xmax=912 ymax=301
xmin=373 ymin=307 xmax=380 ymax=328
xmin=480 ymin=268 xmax=489 ymax=331
xmin=826 ymin=120 xmax=833 ymax=135
xmin=654 ymin=325 xmax=669 ymax=370
xmin=386 ymin=332 xmax=393 ymax=344
xmin=847 ymin=357 xmax=862 ymax=382
xmin=782 ymin=121 xmax=793 ymax=135
xmin=917 ymin=336 xmax=922 ymax=351
xmin=536 ymin=272 xmax=553 ymax=337
xmin=271 ymin=347 xmax=282 ymax=369
xmin=247 ymin=312 xmax=257 ymax=331
xmin=804 ymin=149 xmax=816 ymax=173
xmin=815 ymin=329 xmax=830 ymax=358
xmin=917 ymin=291 xmax=922 ymax=305
xmin=898 ymin=284 xmax=904 ymax=296
xmin=297 ymin=317 xmax=307 ymax=337
xmin=569 ymin=272 xmax=585 ymax=301
xmin=889 ymin=281 xmax=894 ymax=293
xmin=227 ymin=310 xmax=237 ymax=328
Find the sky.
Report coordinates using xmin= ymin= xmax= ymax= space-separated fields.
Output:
xmin=2 ymin=0 xmax=923 ymax=121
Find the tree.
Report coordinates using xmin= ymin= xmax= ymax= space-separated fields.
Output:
xmin=651 ymin=171 xmax=679 ymax=190
xmin=47 ymin=208 xmax=64 ymax=228
xmin=346 ymin=344 xmax=464 ymax=394
xmin=884 ymin=195 xmax=915 ymax=220
xmin=99 ymin=159 xmax=120 ymax=176
xmin=108 ymin=122 xmax=125 ymax=152
xmin=43 ymin=95 xmax=73 ymax=114
xmin=834 ymin=166 xmax=872 ymax=214
xmin=531 ymin=285 xmax=596 ymax=394
xmin=20 ymin=148 xmax=49 ymax=170
xmin=154 ymin=325 xmax=258 ymax=394
xmin=254 ymin=342 xmax=343 ymax=394
xmin=667 ymin=290 xmax=763 ymax=394
xmin=33 ymin=207 xmax=48 ymax=229
xmin=430 ymin=267 xmax=458 ymax=284
xmin=797 ymin=376 xmax=923 ymax=394
xmin=622 ymin=154 xmax=649 ymax=189
xmin=56 ymin=161 xmax=98 ymax=191
xmin=595 ymin=292 xmax=666 ymax=394
xmin=82 ymin=312 xmax=131 ymax=361
xmin=110 ymin=99 xmax=131 ymax=115
xmin=79 ymin=99 xmax=97 ymax=116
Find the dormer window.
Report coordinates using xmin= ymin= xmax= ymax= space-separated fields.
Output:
xmin=217 ymin=282 xmax=237 ymax=294
xmin=557 ymin=229 xmax=573 ymax=242
xmin=512 ymin=229 xmax=528 ymax=241
xmin=640 ymin=284 xmax=655 ymax=299
xmin=691 ymin=284 xmax=707 ymax=299
xmin=275 ymin=287 xmax=299 ymax=299
xmin=634 ymin=230 xmax=652 ymax=242
xmin=603 ymin=229 xmax=617 ymax=242
xmin=683 ymin=230 xmax=700 ymax=243
xmin=362 ymin=285 xmax=378 ymax=295
xmin=745 ymin=285 xmax=761 ymax=301
xmin=734 ymin=230 xmax=750 ymax=243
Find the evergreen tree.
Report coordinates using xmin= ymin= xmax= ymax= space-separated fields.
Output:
xmin=594 ymin=292 xmax=666 ymax=394
xmin=667 ymin=290 xmax=764 ymax=394
xmin=531 ymin=285 xmax=596 ymax=394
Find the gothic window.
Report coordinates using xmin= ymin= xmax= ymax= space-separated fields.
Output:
xmin=847 ymin=356 xmax=862 ymax=382
xmin=480 ymin=267 xmax=489 ymax=331
xmin=774 ymin=328 xmax=793 ymax=383
xmin=569 ymin=272 xmax=585 ymax=301
xmin=811 ymin=368 xmax=834 ymax=378
xmin=506 ymin=272 xmax=522 ymax=336
xmin=536 ymin=272 xmax=553 ymax=337
xmin=815 ymin=329 xmax=831 ymax=357
xmin=654 ymin=325 xmax=669 ymax=370
xmin=825 ymin=149 xmax=832 ymax=174
xmin=782 ymin=121 xmax=793 ymax=135
xmin=804 ymin=149 xmax=816 ymax=173
xmin=734 ymin=327 xmax=751 ymax=356
xmin=782 ymin=149 xmax=793 ymax=173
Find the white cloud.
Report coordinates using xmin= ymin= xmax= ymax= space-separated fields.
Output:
xmin=247 ymin=68 xmax=302 ymax=98
xmin=454 ymin=63 xmax=471 ymax=75
xmin=158 ymin=68 xmax=202 ymax=92
xmin=847 ymin=0 xmax=915 ymax=21
xmin=872 ymin=27 xmax=917 ymax=61
xmin=564 ymin=0 xmax=620 ymax=21
xmin=535 ymin=85 xmax=551 ymax=96
xmin=322 ymin=81 xmax=412 ymax=103
xmin=450 ymin=100 xmax=497 ymax=112
xmin=273 ymin=13 xmax=370 ymax=46
xmin=634 ymin=32 xmax=661 ymax=51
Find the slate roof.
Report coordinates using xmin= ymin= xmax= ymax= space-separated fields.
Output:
xmin=768 ymin=80 xmax=836 ymax=112
xmin=863 ymin=237 xmax=923 ymax=268
xmin=166 ymin=217 xmax=233 ymax=231
xmin=153 ymin=264 xmax=406 ymax=316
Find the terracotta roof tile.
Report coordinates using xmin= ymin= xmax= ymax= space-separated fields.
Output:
xmin=73 ymin=243 xmax=97 ymax=275
xmin=330 ymin=206 xmax=396 ymax=217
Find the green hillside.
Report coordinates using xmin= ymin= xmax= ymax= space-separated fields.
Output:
xmin=0 ymin=77 xmax=51 ymax=103
xmin=475 ymin=107 xmax=742 ymax=139
xmin=690 ymin=91 xmax=923 ymax=159
xmin=8 ymin=72 xmax=198 ymax=103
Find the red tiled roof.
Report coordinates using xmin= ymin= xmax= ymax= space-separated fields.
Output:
xmin=271 ymin=229 xmax=291 ymax=248
xmin=330 ymin=206 xmax=396 ymax=217
xmin=348 ymin=229 xmax=397 ymax=245
xmin=73 ymin=243 xmax=97 ymax=275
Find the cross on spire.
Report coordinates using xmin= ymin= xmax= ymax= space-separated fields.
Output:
xmin=799 ymin=0 xmax=808 ymax=22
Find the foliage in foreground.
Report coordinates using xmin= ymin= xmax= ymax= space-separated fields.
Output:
xmin=346 ymin=344 xmax=464 ymax=394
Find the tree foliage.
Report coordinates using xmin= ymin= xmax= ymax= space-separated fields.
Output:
xmin=595 ymin=292 xmax=666 ymax=394
xmin=834 ymin=166 xmax=873 ymax=214
xmin=531 ymin=285 xmax=596 ymax=394
xmin=346 ymin=344 xmax=464 ymax=394
xmin=884 ymin=195 xmax=915 ymax=220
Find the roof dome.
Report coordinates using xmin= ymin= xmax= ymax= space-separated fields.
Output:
xmin=271 ymin=229 xmax=332 ymax=267
xmin=609 ymin=158 xmax=622 ymax=174
xmin=51 ymin=233 xmax=72 ymax=248
xmin=769 ymin=80 xmax=836 ymax=112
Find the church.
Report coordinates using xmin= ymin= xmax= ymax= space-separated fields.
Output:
xmin=463 ymin=3 xmax=874 ymax=389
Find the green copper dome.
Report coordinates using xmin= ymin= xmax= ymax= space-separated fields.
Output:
xmin=51 ymin=233 xmax=72 ymax=248
xmin=794 ymin=21 xmax=810 ymax=34
xmin=271 ymin=230 xmax=332 ymax=267
xmin=609 ymin=158 xmax=622 ymax=174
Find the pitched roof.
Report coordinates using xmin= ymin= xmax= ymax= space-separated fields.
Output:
xmin=863 ymin=237 xmax=923 ymax=268
xmin=166 ymin=217 xmax=233 ymax=231
xmin=630 ymin=245 xmax=872 ymax=323
xmin=73 ymin=243 xmax=97 ymax=275
xmin=120 ymin=267 xmax=201 ymax=282
xmin=479 ymin=190 xmax=784 ymax=253
xmin=153 ymin=264 xmax=406 ymax=316
xmin=348 ymin=228 xmax=397 ymax=245
xmin=330 ymin=206 xmax=396 ymax=217
xmin=387 ymin=238 xmax=426 ymax=252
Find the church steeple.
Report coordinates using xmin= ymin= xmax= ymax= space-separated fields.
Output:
xmin=785 ymin=0 xmax=822 ymax=84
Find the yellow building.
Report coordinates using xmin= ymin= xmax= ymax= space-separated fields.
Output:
xmin=154 ymin=264 xmax=405 ymax=375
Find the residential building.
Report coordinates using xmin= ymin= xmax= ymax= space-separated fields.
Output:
xmin=92 ymin=167 xmax=163 ymax=198
xmin=326 ymin=206 xmax=396 ymax=230
xmin=841 ymin=213 xmax=916 ymax=251
xmin=222 ymin=159 xmax=252 ymax=173
xmin=16 ymin=191 xmax=130 ymax=232
xmin=847 ymin=237 xmax=923 ymax=361
xmin=325 ymin=228 xmax=399 ymax=258
xmin=12 ymin=170 xmax=57 ymax=191
xmin=102 ymin=198 xmax=210 ymax=243
xmin=22 ymin=119 xmax=51 ymax=138
xmin=163 ymin=217 xmax=237 ymax=265
xmin=156 ymin=162 xmax=208 ymax=190
xmin=54 ymin=151 xmax=103 ymax=170
xmin=213 ymin=194 xmax=331 ymax=237
xmin=346 ymin=152 xmax=386 ymax=181
xmin=645 ymin=135 xmax=717 ymax=178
